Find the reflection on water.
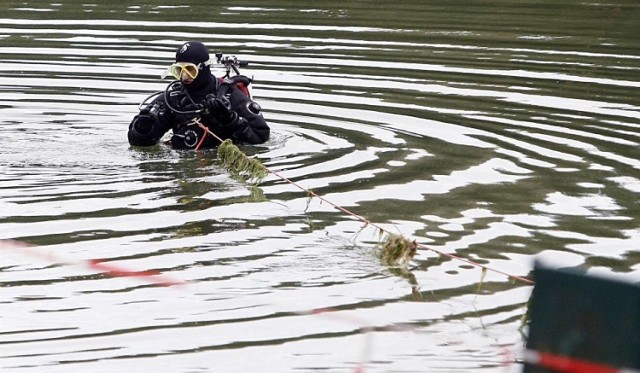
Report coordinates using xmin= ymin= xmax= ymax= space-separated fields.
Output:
xmin=1 ymin=1 xmax=639 ymax=372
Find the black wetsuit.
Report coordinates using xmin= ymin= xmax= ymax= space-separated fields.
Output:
xmin=128 ymin=73 xmax=269 ymax=149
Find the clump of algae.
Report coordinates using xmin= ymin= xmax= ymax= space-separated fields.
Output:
xmin=217 ymin=139 xmax=268 ymax=184
xmin=379 ymin=232 xmax=417 ymax=267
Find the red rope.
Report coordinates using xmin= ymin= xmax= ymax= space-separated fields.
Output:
xmin=195 ymin=118 xmax=534 ymax=285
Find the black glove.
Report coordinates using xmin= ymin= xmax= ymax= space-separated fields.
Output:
xmin=205 ymin=94 xmax=237 ymax=126
xmin=131 ymin=114 xmax=156 ymax=136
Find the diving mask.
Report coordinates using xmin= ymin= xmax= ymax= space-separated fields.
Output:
xmin=161 ymin=60 xmax=212 ymax=80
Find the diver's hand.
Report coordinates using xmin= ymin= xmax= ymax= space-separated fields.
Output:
xmin=205 ymin=94 xmax=237 ymax=126
xmin=131 ymin=114 xmax=156 ymax=135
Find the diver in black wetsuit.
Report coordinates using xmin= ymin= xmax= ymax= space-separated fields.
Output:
xmin=128 ymin=41 xmax=269 ymax=149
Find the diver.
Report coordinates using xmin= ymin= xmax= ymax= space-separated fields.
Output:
xmin=128 ymin=41 xmax=269 ymax=149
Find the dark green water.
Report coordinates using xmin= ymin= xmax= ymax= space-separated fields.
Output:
xmin=1 ymin=1 xmax=639 ymax=372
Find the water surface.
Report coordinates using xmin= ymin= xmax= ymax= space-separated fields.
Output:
xmin=1 ymin=1 xmax=639 ymax=372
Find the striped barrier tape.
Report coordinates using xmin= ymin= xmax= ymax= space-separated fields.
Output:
xmin=524 ymin=349 xmax=640 ymax=373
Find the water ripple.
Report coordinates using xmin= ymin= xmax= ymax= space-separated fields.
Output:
xmin=2 ymin=2 xmax=640 ymax=372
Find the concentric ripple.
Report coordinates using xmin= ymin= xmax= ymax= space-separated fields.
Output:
xmin=1 ymin=1 xmax=639 ymax=372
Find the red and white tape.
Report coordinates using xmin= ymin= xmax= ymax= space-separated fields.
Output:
xmin=524 ymin=349 xmax=640 ymax=373
xmin=0 ymin=239 xmax=185 ymax=287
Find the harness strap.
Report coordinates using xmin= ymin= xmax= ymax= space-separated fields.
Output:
xmin=218 ymin=75 xmax=252 ymax=97
xmin=194 ymin=122 xmax=208 ymax=150
xmin=216 ymin=79 xmax=234 ymax=99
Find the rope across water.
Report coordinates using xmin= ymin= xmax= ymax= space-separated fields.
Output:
xmin=197 ymin=119 xmax=535 ymax=286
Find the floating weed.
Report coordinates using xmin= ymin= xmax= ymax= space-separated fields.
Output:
xmin=304 ymin=189 xmax=314 ymax=213
xmin=377 ymin=228 xmax=385 ymax=242
xmin=351 ymin=222 xmax=369 ymax=243
xmin=378 ymin=232 xmax=417 ymax=267
xmin=200 ymin=123 xmax=533 ymax=287
xmin=477 ymin=267 xmax=488 ymax=295
xmin=519 ymin=297 xmax=532 ymax=334
xmin=388 ymin=265 xmax=422 ymax=300
xmin=217 ymin=139 xmax=268 ymax=184
xmin=379 ymin=232 xmax=421 ymax=299
xmin=248 ymin=185 xmax=267 ymax=202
